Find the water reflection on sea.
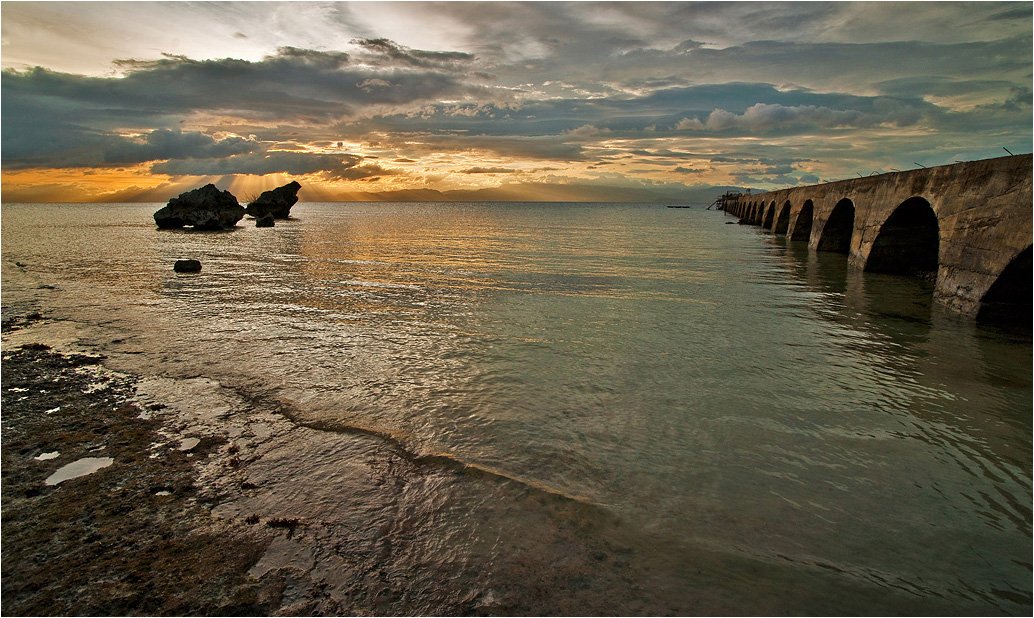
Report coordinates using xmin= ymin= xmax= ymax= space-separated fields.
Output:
xmin=2 ymin=202 xmax=1030 ymax=614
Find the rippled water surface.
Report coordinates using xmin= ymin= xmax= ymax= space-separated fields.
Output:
xmin=3 ymin=202 xmax=1031 ymax=614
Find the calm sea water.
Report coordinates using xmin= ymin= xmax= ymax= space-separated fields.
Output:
xmin=3 ymin=202 xmax=1031 ymax=614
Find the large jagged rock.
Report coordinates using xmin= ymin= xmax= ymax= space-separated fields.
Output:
xmin=153 ymin=184 xmax=245 ymax=230
xmin=245 ymin=181 xmax=302 ymax=219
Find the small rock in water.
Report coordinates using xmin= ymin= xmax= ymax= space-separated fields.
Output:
xmin=174 ymin=259 xmax=202 ymax=273
xmin=256 ymin=215 xmax=275 ymax=228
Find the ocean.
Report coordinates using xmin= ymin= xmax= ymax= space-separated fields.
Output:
xmin=2 ymin=201 xmax=1030 ymax=614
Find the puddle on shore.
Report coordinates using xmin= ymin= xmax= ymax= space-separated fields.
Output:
xmin=34 ymin=451 xmax=60 ymax=461
xmin=44 ymin=457 xmax=114 ymax=485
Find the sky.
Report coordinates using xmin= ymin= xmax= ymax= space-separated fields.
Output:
xmin=1 ymin=1 xmax=1031 ymax=203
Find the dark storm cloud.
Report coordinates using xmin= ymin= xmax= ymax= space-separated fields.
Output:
xmin=425 ymin=2 xmax=1030 ymax=94
xmin=126 ymin=130 xmax=259 ymax=161
xmin=355 ymin=83 xmax=940 ymax=140
xmin=1 ymin=2 xmax=1029 ymax=184
xmin=152 ymin=151 xmax=363 ymax=177
xmin=323 ymin=163 xmax=401 ymax=181
xmin=729 ymin=37 xmax=1032 ymax=85
xmin=1 ymin=44 xmax=482 ymax=169
xmin=1 ymin=43 xmax=475 ymax=128
xmin=350 ymin=38 xmax=476 ymax=69
xmin=1 ymin=126 xmax=260 ymax=170
xmin=876 ymin=76 xmax=1025 ymax=99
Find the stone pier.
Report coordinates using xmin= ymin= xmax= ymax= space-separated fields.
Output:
xmin=722 ymin=154 xmax=1032 ymax=320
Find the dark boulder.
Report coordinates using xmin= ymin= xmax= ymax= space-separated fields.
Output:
xmin=154 ymin=184 xmax=244 ymax=230
xmin=245 ymin=181 xmax=301 ymax=219
xmin=256 ymin=215 xmax=275 ymax=228
xmin=173 ymin=259 xmax=202 ymax=273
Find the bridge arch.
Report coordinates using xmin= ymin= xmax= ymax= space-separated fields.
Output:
xmin=977 ymin=246 xmax=1032 ymax=322
xmin=817 ymin=198 xmax=855 ymax=253
xmin=865 ymin=196 xmax=938 ymax=278
xmin=774 ymin=201 xmax=791 ymax=234
xmin=763 ymin=201 xmax=776 ymax=229
xmin=753 ymin=202 xmax=762 ymax=225
xmin=790 ymin=199 xmax=814 ymax=242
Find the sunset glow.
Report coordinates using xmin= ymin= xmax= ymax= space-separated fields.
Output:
xmin=2 ymin=1 xmax=1031 ymax=202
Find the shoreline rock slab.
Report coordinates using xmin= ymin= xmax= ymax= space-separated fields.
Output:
xmin=154 ymin=184 xmax=245 ymax=230
xmin=0 ymin=343 xmax=275 ymax=616
xmin=245 ymin=181 xmax=301 ymax=220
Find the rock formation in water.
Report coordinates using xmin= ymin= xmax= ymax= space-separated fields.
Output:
xmin=245 ymin=181 xmax=302 ymax=219
xmin=256 ymin=215 xmax=275 ymax=228
xmin=173 ymin=259 xmax=202 ymax=273
xmin=153 ymin=184 xmax=245 ymax=230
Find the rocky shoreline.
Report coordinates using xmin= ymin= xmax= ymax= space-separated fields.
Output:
xmin=1 ymin=309 xmax=583 ymax=616
xmin=1 ymin=312 xmax=475 ymax=616
xmin=1 ymin=320 xmax=281 ymax=615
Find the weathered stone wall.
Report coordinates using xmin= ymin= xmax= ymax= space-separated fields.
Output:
xmin=724 ymin=154 xmax=1032 ymax=317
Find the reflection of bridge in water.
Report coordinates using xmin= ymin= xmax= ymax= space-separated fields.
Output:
xmin=720 ymin=155 xmax=1032 ymax=321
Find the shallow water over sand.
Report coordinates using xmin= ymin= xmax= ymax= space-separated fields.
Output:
xmin=44 ymin=457 xmax=113 ymax=486
xmin=3 ymin=202 xmax=1030 ymax=614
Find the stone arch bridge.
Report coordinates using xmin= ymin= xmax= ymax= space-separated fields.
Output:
xmin=722 ymin=154 xmax=1032 ymax=320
